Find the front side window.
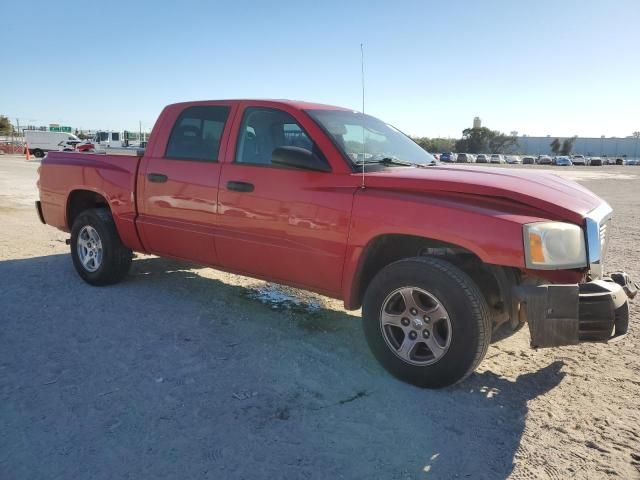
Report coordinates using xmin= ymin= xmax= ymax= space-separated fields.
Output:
xmin=235 ymin=107 xmax=323 ymax=167
xmin=111 ymin=132 xmax=120 ymax=141
xmin=165 ymin=106 xmax=230 ymax=161
xmin=307 ymin=109 xmax=436 ymax=166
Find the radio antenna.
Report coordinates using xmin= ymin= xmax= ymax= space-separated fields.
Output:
xmin=360 ymin=43 xmax=366 ymax=189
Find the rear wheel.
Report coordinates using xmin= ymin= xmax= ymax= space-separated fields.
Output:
xmin=362 ymin=257 xmax=491 ymax=388
xmin=33 ymin=149 xmax=44 ymax=158
xmin=70 ymin=208 xmax=132 ymax=285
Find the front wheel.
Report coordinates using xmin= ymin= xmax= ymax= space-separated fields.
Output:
xmin=362 ymin=257 xmax=491 ymax=388
xmin=70 ymin=208 xmax=132 ymax=286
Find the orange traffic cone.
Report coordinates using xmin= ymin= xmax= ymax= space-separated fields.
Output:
xmin=25 ymin=142 xmax=31 ymax=161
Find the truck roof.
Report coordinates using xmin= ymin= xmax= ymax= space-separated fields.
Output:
xmin=166 ymin=99 xmax=354 ymax=111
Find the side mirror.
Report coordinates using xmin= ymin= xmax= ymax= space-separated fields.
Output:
xmin=272 ymin=146 xmax=331 ymax=172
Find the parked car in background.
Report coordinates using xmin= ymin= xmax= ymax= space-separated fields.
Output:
xmin=77 ymin=142 xmax=96 ymax=152
xmin=456 ymin=153 xmax=474 ymax=163
xmin=475 ymin=154 xmax=489 ymax=163
xmin=439 ymin=152 xmax=457 ymax=163
xmin=554 ymin=156 xmax=573 ymax=166
xmin=490 ymin=154 xmax=505 ymax=164
xmin=571 ymin=155 xmax=586 ymax=165
xmin=589 ymin=157 xmax=603 ymax=166
xmin=537 ymin=155 xmax=553 ymax=165
xmin=624 ymin=158 xmax=639 ymax=166
xmin=505 ymin=155 xmax=521 ymax=164
xmin=614 ymin=157 xmax=624 ymax=165
xmin=522 ymin=156 xmax=536 ymax=165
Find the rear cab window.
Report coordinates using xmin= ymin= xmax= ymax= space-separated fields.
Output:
xmin=165 ymin=106 xmax=231 ymax=161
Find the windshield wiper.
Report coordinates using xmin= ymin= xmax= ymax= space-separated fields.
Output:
xmin=356 ymin=157 xmax=414 ymax=167
xmin=355 ymin=157 xmax=437 ymax=168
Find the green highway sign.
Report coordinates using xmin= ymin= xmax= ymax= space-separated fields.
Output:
xmin=49 ymin=126 xmax=72 ymax=133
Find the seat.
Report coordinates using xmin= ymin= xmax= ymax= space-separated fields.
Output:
xmin=168 ymin=124 xmax=203 ymax=158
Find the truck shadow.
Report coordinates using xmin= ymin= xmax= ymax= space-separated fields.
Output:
xmin=0 ymin=254 xmax=565 ymax=480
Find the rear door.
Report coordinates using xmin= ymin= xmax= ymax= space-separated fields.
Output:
xmin=215 ymin=102 xmax=356 ymax=296
xmin=136 ymin=103 xmax=237 ymax=265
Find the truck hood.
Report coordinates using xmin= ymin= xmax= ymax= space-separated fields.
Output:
xmin=362 ymin=165 xmax=604 ymax=223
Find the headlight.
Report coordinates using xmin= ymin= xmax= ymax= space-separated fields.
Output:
xmin=523 ymin=222 xmax=587 ymax=269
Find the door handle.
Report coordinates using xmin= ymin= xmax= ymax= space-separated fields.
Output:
xmin=227 ymin=181 xmax=254 ymax=192
xmin=147 ymin=173 xmax=168 ymax=183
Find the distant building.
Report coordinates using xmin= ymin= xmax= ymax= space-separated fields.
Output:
xmin=512 ymin=135 xmax=640 ymax=158
xmin=473 ymin=117 xmax=481 ymax=129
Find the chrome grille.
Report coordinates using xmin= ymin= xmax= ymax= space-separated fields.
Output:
xmin=585 ymin=202 xmax=613 ymax=279
xmin=599 ymin=219 xmax=611 ymax=262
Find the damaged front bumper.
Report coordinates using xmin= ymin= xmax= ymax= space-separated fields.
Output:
xmin=513 ymin=272 xmax=637 ymax=348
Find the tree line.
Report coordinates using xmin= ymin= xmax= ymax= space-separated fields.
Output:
xmin=549 ymin=137 xmax=576 ymax=156
xmin=412 ymin=127 xmax=581 ymax=156
xmin=412 ymin=127 xmax=518 ymax=154
xmin=0 ymin=115 xmax=14 ymax=135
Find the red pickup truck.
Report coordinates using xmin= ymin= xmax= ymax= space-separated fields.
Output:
xmin=36 ymin=99 xmax=636 ymax=388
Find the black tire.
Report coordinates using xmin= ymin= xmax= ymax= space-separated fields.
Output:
xmin=70 ymin=208 xmax=132 ymax=286
xmin=362 ymin=256 xmax=491 ymax=388
xmin=33 ymin=149 xmax=44 ymax=158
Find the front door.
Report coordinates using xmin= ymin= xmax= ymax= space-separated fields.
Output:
xmin=216 ymin=104 xmax=356 ymax=296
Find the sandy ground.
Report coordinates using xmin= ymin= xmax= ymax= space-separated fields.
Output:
xmin=1 ymin=155 xmax=639 ymax=479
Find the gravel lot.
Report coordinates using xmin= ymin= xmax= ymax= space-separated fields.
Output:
xmin=1 ymin=155 xmax=639 ymax=479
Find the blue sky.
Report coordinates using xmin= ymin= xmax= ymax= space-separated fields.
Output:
xmin=3 ymin=0 xmax=638 ymax=137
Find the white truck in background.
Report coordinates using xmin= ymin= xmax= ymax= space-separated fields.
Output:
xmin=79 ymin=131 xmax=148 ymax=153
xmin=24 ymin=131 xmax=81 ymax=158
xmin=89 ymin=131 xmax=123 ymax=151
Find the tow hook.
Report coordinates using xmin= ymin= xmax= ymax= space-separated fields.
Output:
xmin=609 ymin=272 xmax=638 ymax=299
xmin=65 ymin=238 xmax=71 ymax=245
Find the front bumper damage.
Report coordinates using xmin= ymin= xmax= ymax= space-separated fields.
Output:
xmin=514 ymin=272 xmax=637 ymax=348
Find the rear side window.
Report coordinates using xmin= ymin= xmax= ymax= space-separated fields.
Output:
xmin=165 ymin=106 xmax=230 ymax=161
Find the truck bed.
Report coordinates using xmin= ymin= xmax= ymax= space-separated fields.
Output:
xmin=38 ymin=151 xmax=145 ymax=251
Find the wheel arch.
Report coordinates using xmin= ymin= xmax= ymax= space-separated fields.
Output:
xmin=65 ymin=187 xmax=144 ymax=252
xmin=343 ymin=233 xmax=520 ymax=329
xmin=66 ymin=189 xmax=110 ymax=230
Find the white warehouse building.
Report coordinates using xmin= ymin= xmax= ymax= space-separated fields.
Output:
xmin=513 ymin=135 xmax=640 ymax=158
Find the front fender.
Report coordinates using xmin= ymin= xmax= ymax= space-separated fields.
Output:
xmin=341 ymin=189 xmax=554 ymax=309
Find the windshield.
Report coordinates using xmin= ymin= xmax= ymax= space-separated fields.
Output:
xmin=306 ymin=109 xmax=436 ymax=166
